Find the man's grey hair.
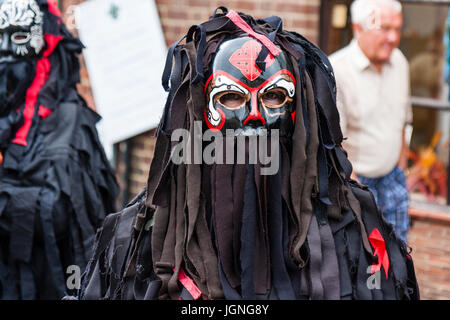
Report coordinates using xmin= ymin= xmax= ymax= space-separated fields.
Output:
xmin=351 ymin=0 xmax=402 ymax=29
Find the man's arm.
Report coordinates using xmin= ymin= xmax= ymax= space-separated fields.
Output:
xmin=397 ymin=127 xmax=408 ymax=170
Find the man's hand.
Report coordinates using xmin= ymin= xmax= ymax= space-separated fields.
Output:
xmin=350 ymin=171 xmax=360 ymax=183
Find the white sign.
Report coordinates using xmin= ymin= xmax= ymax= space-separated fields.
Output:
xmin=75 ymin=0 xmax=167 ymax=158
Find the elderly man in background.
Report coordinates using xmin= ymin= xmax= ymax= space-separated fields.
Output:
xmin=329 ymin=0 xmax=412 ymax=243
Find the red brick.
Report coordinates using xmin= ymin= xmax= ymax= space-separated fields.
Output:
xmin=168 ymin=10 xmax=188 ymax=20
xmin=187 ymin=0 xmax=213 ymax=7
xmin=275 ymin=4 xmax=318 ymax=15
xmin=292 ymin=19 xmax=317 ymax=30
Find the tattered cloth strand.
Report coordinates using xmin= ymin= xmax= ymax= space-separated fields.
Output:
xmin=238 ymin=163 xmax=258 ymax=299
xmin=267 ymin=153 xmax=297 ymax=299
xmin=210 ymin=137 xmax=306 ymax=300
xmin=288 ymin=64 xmax=320 ymax=267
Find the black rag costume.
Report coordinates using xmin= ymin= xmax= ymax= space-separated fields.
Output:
xmin=78 ymin=8 xmax=419 ymax=300
xmin=0 ymin=0 xmax=118 ymax=299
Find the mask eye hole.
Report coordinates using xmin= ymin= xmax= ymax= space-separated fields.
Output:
xmin=11 ymin=32 xmax=31 ymax=44
xmin=217 ymin=92 xmax=246 ymax=110
xmin=261 ymin=89 xmax=287 ymax=108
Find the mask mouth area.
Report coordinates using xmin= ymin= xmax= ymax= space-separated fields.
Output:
xmin=242 ymin=113 xmax=266 ymax=127
xmin=204 ymin=36 xmax=296 ymax=135
xmin=236 ymin=127 xmax=269 ymax=136
xmin=0 ymin=56 xmax=18 ymax=64
xmin=0 ymin=59 xmax=36 ymax=113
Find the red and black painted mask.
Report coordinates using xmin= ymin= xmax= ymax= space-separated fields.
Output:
xmin=204 ymin=36 xmax=296 ymax=136
xmin=0 ymin=0 xmax=44 ymax=64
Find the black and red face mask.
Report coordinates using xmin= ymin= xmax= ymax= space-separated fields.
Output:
xmin=204 ymin=36 xmax=296 ymax=136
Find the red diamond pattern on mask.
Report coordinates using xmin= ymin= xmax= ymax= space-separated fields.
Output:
xmin=229 ymin=39 xmax=275 ymax=81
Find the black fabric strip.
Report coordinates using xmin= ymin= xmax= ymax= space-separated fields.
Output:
xmin=211 ymin=6 xmax=229 ymax=18
xmin=306 ymin=215 xmax=324 ymax=299
xmin=39 ymin=187 xmax=66 ymax=296
xmin=256 ymin=16 xmax=282 ymax=71
xmin=253 ymin=164 xmax=270 ymax=295
xmin=161 ymin=37 xmax=186 ymax=92
xmin=186 ymin=25 xmax=206 ymax=84
xmin=213 ymin=164 xmax=237 ymax=287
xmin=267 ymin=164 xmax=296 ymax=299
xmin=240 ymin=165 xmax=257 ymax=299
xmin=315 ymin=104 xmax=332 ymax=206
xmin=158 ymin=38 xmax=186 ymax=136
xmin=315 ymin=202 xmax=340 ymax=300
xmin=18 ymin=263 xmax=35 ymax=300
xmin=231 ymin=163 xmax=247 ymax=281
xmin=218 ymin=256 xmax=242 ymax=300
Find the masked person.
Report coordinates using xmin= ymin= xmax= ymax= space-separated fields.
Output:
xmin=0 ymin=0 xmax=119 ymax=299
xmin=77 ymin=7 xmax=419 ymax=300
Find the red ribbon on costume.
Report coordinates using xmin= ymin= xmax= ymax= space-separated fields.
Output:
xmin=47 ymin=0 xmax=62 ymax=17
xmin=177 ymin=267 xmax=202 ymax=300
xmin=368 ymin=228 xmax=390 ymax=279
xmin=225 ymin=10 xmax=281 ymax=57
xmin=38 ymin=105 xmax=52 ymax=119
xmin=12 ymin=34 xmax=62 ymax=146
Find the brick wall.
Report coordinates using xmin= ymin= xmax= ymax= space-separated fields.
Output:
xmin=155 ymin=0 xmax=320 ymax=46
xmin=408 ymin=212 xmax=450 ymax=300
xmin=60 ymin=0 xmax=97 ymax=111
xmin=114 ymin=130 xmax=156 ymax=207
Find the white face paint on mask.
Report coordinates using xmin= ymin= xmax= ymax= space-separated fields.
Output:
xmin=0 ymin=0 xmax=44 ymax=62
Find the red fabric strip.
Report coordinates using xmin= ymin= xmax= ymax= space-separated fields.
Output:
xmin=38 ymin=105 xmax=52 ymax=119
xmin=43 ymin=34 xmax=63 ymax=58
xmin=47 ymin=0 xmax=62 ymax=17
xmin=368 ymin=228 xmax=390 ymax=278
xmin=225 ymin=10 xmax=281 ymax=57
xmin=12 ymin=34 xmax=62 ymax=146
xmin=178 ymin=268 xmax=202 ymax=300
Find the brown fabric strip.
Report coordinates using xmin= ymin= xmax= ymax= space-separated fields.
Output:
xmin=168 ymin=165 xmax=187 ymax=299
xmin=297 ymin=71 xmax=320 ymax=263
xmin=157 ymin=168 xmax=178 ymax=298
xmin=146 ymin=133 xmax=171 ymax=208
xmin=183 ymin=40 xmax=223 ymax=299
xmin=151 ymin=206 xmax=170 ymax=273
xmin=288 ymin=53 xmax=308 ymax=266
xmin=290 ymin=64 xmax=320 ymax=267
